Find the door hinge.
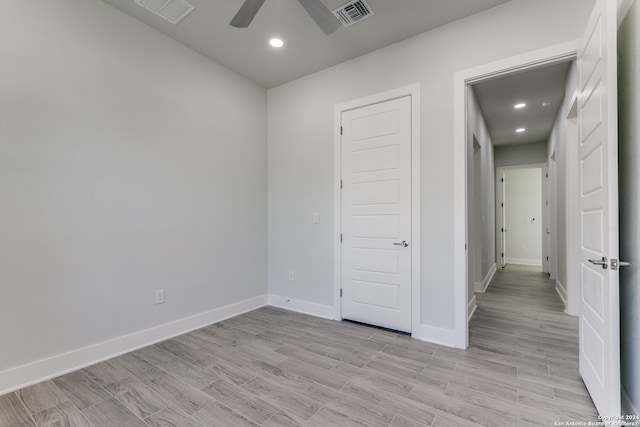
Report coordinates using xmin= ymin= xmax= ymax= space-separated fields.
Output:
xmin=340 ymin=288 xmax=343 ymax=297
xmin=340 ymin=126 xmax=343 ymax=135
xmin=501 ymin=228 xmax=504 ymax=232
xmin=501 ymin=178 xmax=504 ymax=182
xmin=501 ymin=203 xmax=504 ymax=207
xmin=546 ymin=201 xmax=549 ymax=206
xmin=340 ymin=180 xmax=343 ymax=189
xmin=340 ymin=234 xmax=343 ymax=243
xmin=501 ymin=253 xmax=504 ymax=257
xmin=546 ymin=173 xmax=549 ymax=178
xmin=547 ymin=256 xmax=549 ymax=261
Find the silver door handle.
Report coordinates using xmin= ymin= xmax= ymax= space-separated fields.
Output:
xmin=589 ymin=257 xmax=608 ymax=269
xmin=393 ymin=240 xmax=409 ymax=247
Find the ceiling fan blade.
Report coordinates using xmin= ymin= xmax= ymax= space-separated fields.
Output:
xmin=230 ymin=0 xmax=266 ymax=28
xmin=297 ymin=0 xmax=342 ymax=35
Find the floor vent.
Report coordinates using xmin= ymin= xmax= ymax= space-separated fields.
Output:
xmin=332 ymin=0 xmax=374 ymax=27
xmin=134 ymin=0 xmax=195 ymax=25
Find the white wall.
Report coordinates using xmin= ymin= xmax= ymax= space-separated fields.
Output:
xmin=494 ymin=141 xmax=548 ymax=167
xmin=467 ymin=87 xmax=496 ymax=295
xmin=546 ymin=61 xmax=578 ymax=304
xmin=267 ymin=0 xmax=593 ymax=335
xmin=0 ymin=0 xmax=267 ymax=374
xmin=504 ymin=168 xmax=543 ymax=266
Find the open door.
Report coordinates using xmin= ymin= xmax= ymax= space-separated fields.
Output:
xmin=578 ymin=0 xmax=620 ymax=417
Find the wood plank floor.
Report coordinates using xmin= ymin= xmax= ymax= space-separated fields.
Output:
xmin=2 ymin=265 xmax=598 ymax=426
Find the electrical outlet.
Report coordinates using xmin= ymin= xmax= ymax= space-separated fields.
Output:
xmin=288 ymin=271 xmax=295 ymax=281
xmin=155 ymin=289 xmax=165 ymax=304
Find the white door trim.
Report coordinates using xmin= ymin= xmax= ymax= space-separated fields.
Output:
xmin=565 ymin=95 xmax=580 ymax=316
xmin=453 ymin=40 xmax=579 ymax=348
xmin=333 ymin=84 xmax=421 ymax=334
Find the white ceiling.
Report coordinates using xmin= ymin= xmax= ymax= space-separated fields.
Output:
xmin=472 ymin=61 xmax=573 ymax=147
xmin=100 ymin=0 xmax=510 ymax=88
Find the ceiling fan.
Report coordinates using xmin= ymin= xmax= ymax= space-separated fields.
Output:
xmin=230 ymin=0 xmax=342 ymax=35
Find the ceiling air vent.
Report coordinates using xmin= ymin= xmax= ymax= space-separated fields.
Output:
xmin=332 ymin=0 xmax=374 ymax=27
xmin=134 ymin=0 xmax=195 ymax=25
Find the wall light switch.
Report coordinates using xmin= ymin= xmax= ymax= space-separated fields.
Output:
xmin=313 ymin=213 xmax=320 ymax=224
xmin=155 ymin=289 xmax=165 ymax=304
xmin=288 ymin=271 xmax=295 ymax=281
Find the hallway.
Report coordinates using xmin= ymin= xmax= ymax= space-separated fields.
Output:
xmin=470 ymin=265 xmax=598 ymax=425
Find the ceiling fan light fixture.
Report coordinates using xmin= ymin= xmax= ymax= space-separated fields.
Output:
xmin=230 ymin=0 xmax=341 ymax=35
xmin=269 ymin=38 xmax=284 ymax=48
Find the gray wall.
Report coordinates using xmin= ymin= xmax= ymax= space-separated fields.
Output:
xmin=0 ymin=0 xmax=267 ymax=372
xmin=618 ymin=0 xmax=640 ymax=415
xmin=267 ymin=0 xmax=593 ymax=332
xmin=546 ymin=62 xmax=578 ymax=307
xmin=494 ymin=142 xmax=548 ymax=167
xmin=467 ymin=87 xmax=496 ymax=298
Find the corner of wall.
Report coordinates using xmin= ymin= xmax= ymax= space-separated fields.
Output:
xmin=468 ymin=295 xmax=478 ymax=321
xmin=475 ymin=263 xmax=497 ymax=293
xmin=555 ymin=280 xmax=568 ymax=309
xmin=267 ymin=294 xmax=335 ymax=320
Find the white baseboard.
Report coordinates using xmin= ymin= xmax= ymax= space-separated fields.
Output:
xmin=622 ymin=387 xmax=640 ymax=417
xmin=269 ymin=295 xmax=461 ymax=349
xmin=555 ymin=280 xmax=567 ymax=308
xmin=268 ymin=295 xmax=334 ymax=320
xmin=474 ymin=263 xmax=497 ymax=293
xmin=468 ymin=295 xmax=478 ymax=321
xmin=413 ymin=324 xmax=458 ymax=348
xmin=0 ymin=295 xmax=268 ymax=396
xmin=505 ymin=257 xmax=542 ymax=267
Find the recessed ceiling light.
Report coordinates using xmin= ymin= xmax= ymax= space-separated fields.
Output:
xmin=269 ymin=38 xmax=284 ymax=48
xmin=541 ymin=100 xmax=553 ymax=107
xmin=516 ymin=128 xmax=526 ymax=133
xmin=514 ymin=103 xmax=526 ymax=109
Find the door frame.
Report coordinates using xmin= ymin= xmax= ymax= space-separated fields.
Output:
xmin=565 ymin=96 xmax=580 ymax=316
xmin=495 ymin=163 xmax=546 ymax=270
xmin=333 ymin=84 xmax=421 ymax=334
xmin=546 ymin=154 xmax=558 ymax=280
xmin=453 ymin=40 xmax=579 ymax=348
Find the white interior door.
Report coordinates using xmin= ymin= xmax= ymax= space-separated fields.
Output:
xmin=503 ymin=168 xmax=543 ymax=267
xmin=341 ymin=96 xmax=412 ymax=332
xmin=578 ymin=0 xmax=620 ymax=416
xmin=501 ymin=172 xmax=506 ymax=268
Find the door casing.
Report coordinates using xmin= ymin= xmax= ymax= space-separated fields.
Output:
xmin=453 ymin=41 xmax=579 ymax=349
xmin=333 ymin=84 xmax=421 ymax=335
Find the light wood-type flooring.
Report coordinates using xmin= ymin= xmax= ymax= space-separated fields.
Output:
xmin=1 ymin=265 xmax=598 ymax=426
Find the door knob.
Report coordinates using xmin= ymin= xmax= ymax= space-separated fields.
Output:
xmin=393 ymin=240 xmax=409 ymax=247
